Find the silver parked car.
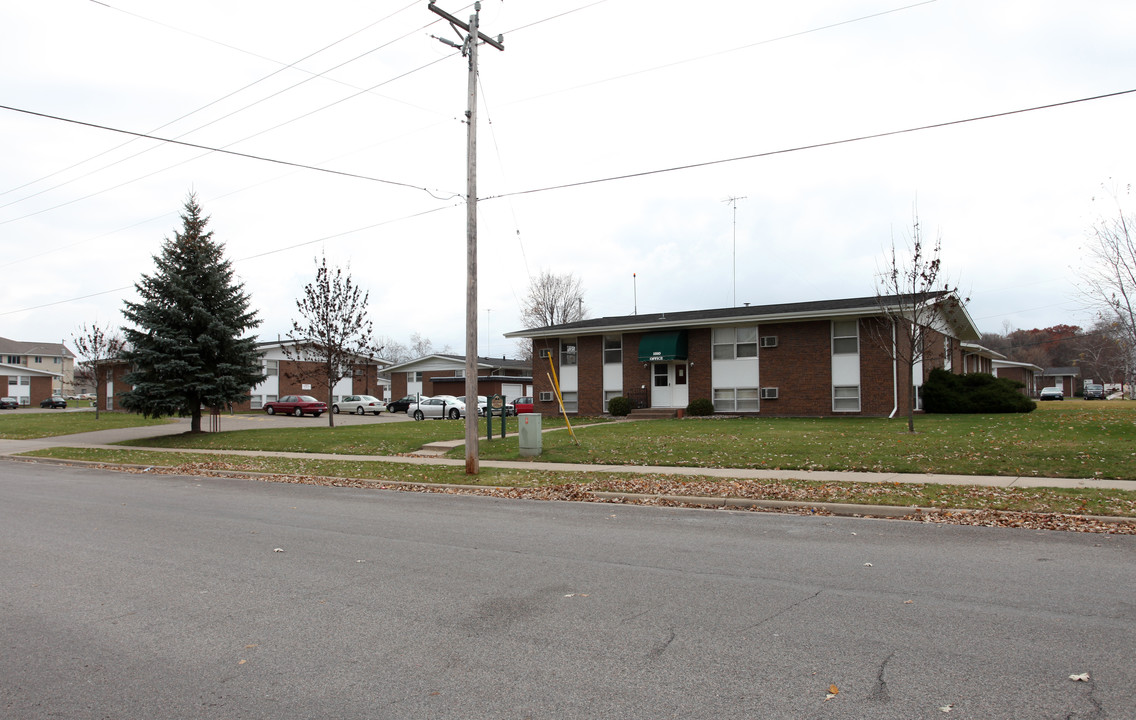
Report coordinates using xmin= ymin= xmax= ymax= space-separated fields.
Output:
xmin=408 ymin=395 xmax=466 ymax=420
xmin=332 ymin=395 xmax=384 ymax=415
xmin=1039 ymin=387 xmax=1063 ymax=401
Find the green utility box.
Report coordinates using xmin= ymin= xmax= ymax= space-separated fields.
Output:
xmin=518 ymin=413 xmax=542 ymax=457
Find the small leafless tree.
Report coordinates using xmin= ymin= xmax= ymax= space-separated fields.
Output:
xmin=284 ymin=255 xmax=380 ymax=427
xmin=520 ymin=270 xmax=587 ymax=329
xmin=72 ymin=322 xmax=125 ymax=419
xmin=1078 ymin=186 xmax=1136 ymax=397
xmin=869 ymin=212 xmax=964 ymax=432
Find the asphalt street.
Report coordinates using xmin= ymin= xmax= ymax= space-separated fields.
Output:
xmin=2 ymin=461 xmax=1133 ymax=719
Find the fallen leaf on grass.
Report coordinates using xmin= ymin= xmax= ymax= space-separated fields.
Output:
xmin=825 ymin=684 xmax=839 ymax=700
xmin=273 ymin=548 xmax=284 ymax=553
xmin=939 ymin=704 xmax=953 ymax=712
xmin=1069 ymin=673 xmax=1090 ymax=682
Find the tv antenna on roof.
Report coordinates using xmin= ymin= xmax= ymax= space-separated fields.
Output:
xmin=723 ymin=196 xmax=747 ymax=307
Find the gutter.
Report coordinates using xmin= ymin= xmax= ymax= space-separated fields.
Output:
xmin=889 ymin=320 xmax=899 ymax=419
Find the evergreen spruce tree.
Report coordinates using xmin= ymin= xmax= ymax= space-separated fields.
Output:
xmin=120 ymin=194 xmax=265 ymax=432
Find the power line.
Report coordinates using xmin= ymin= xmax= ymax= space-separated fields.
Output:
xmin=0 ymin=202 xmax=462 ymax=317
xmin=482 ymin=87 xmax=1136 ymax=202
xmin=2 ymin=0 xmax=425 ymax=201
xmin=0 ymin=103 xmax=457 ymax=223
xmin=511 ymin=0 xmax=937 ymax=106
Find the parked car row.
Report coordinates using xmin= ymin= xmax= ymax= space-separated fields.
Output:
xmin=257 ymin=393 xmax=538 ymax=420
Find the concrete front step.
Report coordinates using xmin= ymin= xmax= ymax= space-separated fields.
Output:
xmin=627 ymin=408 xmax=679 ymax=419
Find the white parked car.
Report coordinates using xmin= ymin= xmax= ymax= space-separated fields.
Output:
xmin=460 ymin=395 xmax=488 ymax=416
xmin=408 ymin=395 xmax=466 ymax=420
xmin=332 ymin=395 xmax=385 ymax=415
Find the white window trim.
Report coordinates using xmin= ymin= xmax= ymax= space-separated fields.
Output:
xmin=832 ymin=320 xmax=859 ymax=355
xmin=833 ymin=385 xmax=860 ymax=412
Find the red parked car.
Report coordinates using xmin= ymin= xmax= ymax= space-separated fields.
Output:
xmin=511 ymin=396 xmax=534 ymax=414
xmin=264 ymin=395 xmax=327 ymax=417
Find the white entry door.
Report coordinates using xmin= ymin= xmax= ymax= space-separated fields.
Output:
xmin=650 ymin=363 xmax=689 ymax=408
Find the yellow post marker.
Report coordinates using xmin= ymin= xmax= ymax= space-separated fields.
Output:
xmin=545 ymin=355 xmax=578 ymax=446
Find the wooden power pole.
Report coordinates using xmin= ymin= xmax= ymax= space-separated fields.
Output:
xmin=428 ymin=1 xmax=504 ymax=475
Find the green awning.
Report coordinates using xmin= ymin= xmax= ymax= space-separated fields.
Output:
xmin=638 ymin=331 xmax=688 ymax=362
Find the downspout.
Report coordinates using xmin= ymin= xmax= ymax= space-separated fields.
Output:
xmin=889 ymin=320 xmax=899 ymax=419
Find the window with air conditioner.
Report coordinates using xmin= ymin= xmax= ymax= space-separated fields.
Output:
xmin=760 ymin=336 xmax=778 ymax=348
xmin=539 ymin=391 xmax=554 ymax=402
xmin=760 ymin=387 xmax=779 ymax=399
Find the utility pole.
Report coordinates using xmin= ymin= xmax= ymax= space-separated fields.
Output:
xmin=722 ymin=196 xmax=746 ymax=307
xmin=429 ymin=1 xmax=504 ymax=475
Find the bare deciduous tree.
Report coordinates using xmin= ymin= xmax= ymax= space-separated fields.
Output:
xmin=520 ymin=270 xmax=587 ymax=329
xmin=284 ymin=255 xmax=379 ymax=427
xmin=1079 ymin=187 xmax=1136 ymax=397
xmin=72 ymin=322 xmax=125 ymax=419
xmin=869 ymin=212 xmax=965 ymax=432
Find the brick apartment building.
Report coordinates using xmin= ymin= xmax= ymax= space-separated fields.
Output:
xmin=505 ymin=292 xmax=981 ymax=417
xmin=97 ymin=340 xmax=388 ymax=412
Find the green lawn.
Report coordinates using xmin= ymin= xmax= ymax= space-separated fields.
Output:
xmin=0 ymin=411 xmax=173 ymax=439
xmin=120 ymin=415 xmax=600 ymax=456
xmin=468 ymin=401 xmax=1136 ymax=480
xmin=13 ymin=401 xmax=1136 ymax=482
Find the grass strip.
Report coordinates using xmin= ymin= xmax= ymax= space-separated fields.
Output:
xmin=0 ymin=412 xmax=173 ymax=439
xmin=19 ymin=447 xmax=1136 ymax=518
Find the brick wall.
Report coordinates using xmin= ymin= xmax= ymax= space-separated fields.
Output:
xmin=686 ymin=328 xmax=712 ymax=406
xmin=756 ymin=321 xmax=833 ymax=416
xmin=532 ymin=338 xmax=558 ymax=413
xmin=620 ymin=332 xmax=649 ymax=408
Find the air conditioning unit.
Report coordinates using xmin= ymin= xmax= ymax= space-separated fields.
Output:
xmin=538 ymin=349 xmax=552 ymax=359
xmin=539 ymin=391 xmax=554 ymax=402
xmin=760 ymin=335 xmax=778 ymax=348
xmin=760 ymin=387 xmax=779 ymax=400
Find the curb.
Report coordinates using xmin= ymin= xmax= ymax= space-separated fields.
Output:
xmin=7 ymin=454 xmax=1135 ymax=527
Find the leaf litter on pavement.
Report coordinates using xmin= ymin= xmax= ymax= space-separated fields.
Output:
xmin=76 ymin=458 xmax=1136 ymax=535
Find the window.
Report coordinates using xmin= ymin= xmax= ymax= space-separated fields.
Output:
xmin=603 ymin=335 xmax=622 ymax=364
xmin=265 ymin=359 xmax=279 ymax=376
xmin=604 ymin=390 xmax=622 ymax=412
xmin=6 ymin=356 xmax=19 ymax=364
xmin=713 ymin=328 xmax=735 ymax=359
xmin=33 ymin=356 xmax=42 ymax=363
xmin=713 ymin=327 xmax=757 ymax=359
xmin=832 ymin=320 xmax=859 ymax=354
xmin=54 ymin=357 xmax=61 ymax=364
xmin=454 ymin=369 xmax=464 ymax=378
xmin=19 ymin=376 xmax=29 ymax=385
xmin=736 ymin=327 xmax=758 ymax=358
xmin=714 ymin=387 xmax=759 ymax=412
xmin=833 ymin=385 xmax=860 ymax=412
xmin=6 ymin=377 xmax=14 ymax=386
xmin=560 ymin=339 xmax=577 ymax=366
xmin=408 ymin=371 xmax=422 ymax=383
xmin=561 ymin=391 xmax=578 ymax=413
xmin=250 ymin=396 xmax=263 ymax=410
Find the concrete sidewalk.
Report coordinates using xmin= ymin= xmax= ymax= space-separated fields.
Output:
xmin=2 ymin=417 xmax=1135 ymax=493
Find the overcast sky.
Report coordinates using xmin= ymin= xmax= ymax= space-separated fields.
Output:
xmin=2 ymin=0 xmax=1133 ymax=360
